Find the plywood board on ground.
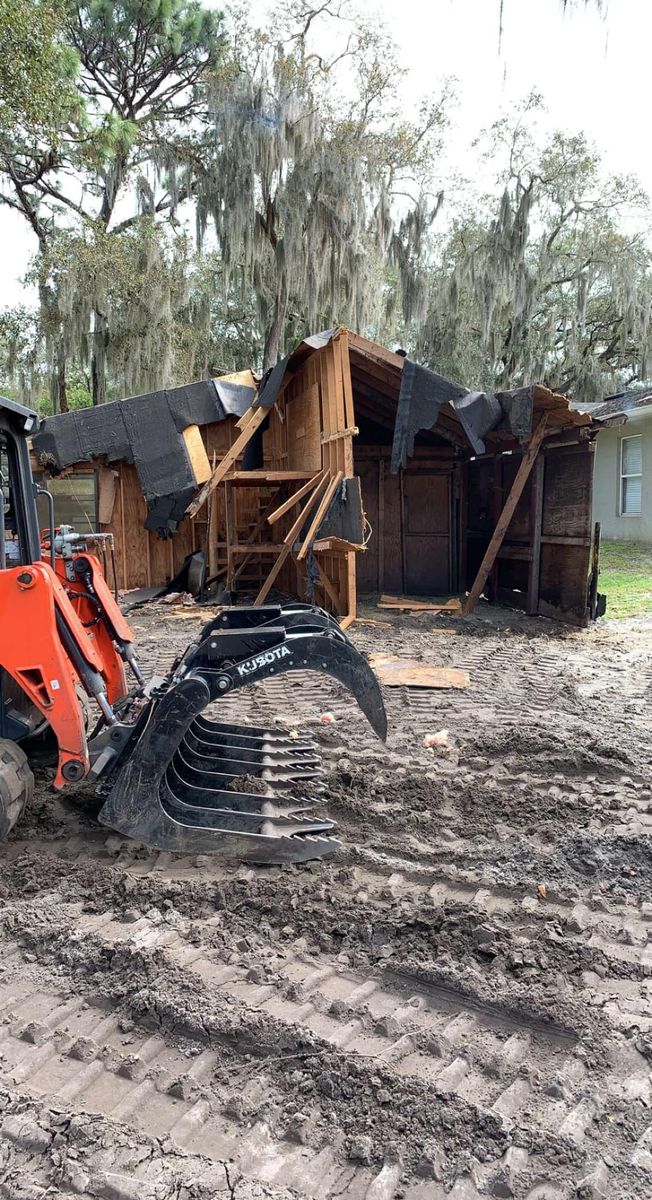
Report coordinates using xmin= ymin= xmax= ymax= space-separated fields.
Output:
xmin=378 ymin=595 xmax=462 ymax=613
xmin=368 ymin=654 xmax=470 ymax=689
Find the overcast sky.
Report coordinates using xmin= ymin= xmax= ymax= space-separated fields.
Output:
xmin=1 ymin=0 xmax=646 ymax=306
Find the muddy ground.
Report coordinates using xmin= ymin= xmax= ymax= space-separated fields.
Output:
xmin=0 ymin=599 xmax=651 ymax=1199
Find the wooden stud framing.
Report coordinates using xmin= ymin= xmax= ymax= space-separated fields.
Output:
xmin=526 ymin=452 xmax=545 ymax=614
xmin=232 ymin=486 xmax=284 ymax=583
xmin=463 ymin=416 xmax=550 ymax=615
xmin=338 ymin=331 xmax=357 ymax=430
xmin=186 ymin=405 xmax=268 ymax=518
xmin=119 ymin=474 xmax=127 ymax=590
xmin=315 ymin=561 xmax=341 ymax=610
xmin=297 ymin=471 xmax=344 ymax=561
xmin=224 ymin=479 xmax=235 ymax=594
xmin=254 ymin=473 xmax=330 ymax=605
xmin=267 ymin=472 xmax=325 ymax=525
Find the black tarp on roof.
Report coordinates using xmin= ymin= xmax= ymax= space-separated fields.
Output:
xmin=33 ymin=377 xmax=255 ymax=536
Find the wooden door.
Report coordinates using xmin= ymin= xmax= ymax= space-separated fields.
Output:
xmin=403 ymin=471 xmax=451 ymax=594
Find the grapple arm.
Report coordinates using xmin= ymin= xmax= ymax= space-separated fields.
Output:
xmin=183 ymin=626 xmax=386 ymax=741
xmin=97 ymin=605 xmax=386 ymax=864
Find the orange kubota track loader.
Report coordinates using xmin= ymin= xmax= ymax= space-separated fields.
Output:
xmin=0 ymin=395 xmax=386 ymax=864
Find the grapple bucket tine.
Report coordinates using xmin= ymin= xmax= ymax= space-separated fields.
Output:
xmin=192 ymin=718 xmax=288 ymax=738
xmin=182 ymin=729 xmax=319 ymax=763
xmin=175 ymin=746 xmax=326 ymax=795
xmin=96 ymin=604 xmax=385 ymax=864
xmin=187 ymin=720 xmax=316 ymax=748
xmin=99 ymin=676 xmax=336 ymax=862
xmin=160 ymin=776 xmax=334 ymax=836
xmin=168 ymin=759 xmax=316 ymax=817
xmin=186 ymin=720 xmax=317 ymax=753
xmin=179 ymin=743 xmax=323 ymax=778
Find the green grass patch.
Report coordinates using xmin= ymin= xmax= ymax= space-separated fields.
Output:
xmin=599 ymin=540 xmax=652 ymax=618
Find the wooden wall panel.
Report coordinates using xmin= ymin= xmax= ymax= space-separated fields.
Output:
xmin=286 ymin=382 xmax=322 ymax=470
xmin=119 ymin=464 xmax=150 ymax=589
xmin=502 ymin=453 xmax=532 ymax=540
xmin=542 ymin=445 xmax=594 ymax=539
xmin=537 ymin=443 xmax=594 ymax=625
xmin=539 ymin=543 xmax=591 ymax=622
xmin=402 ymin=471 xmax=451 ymax=594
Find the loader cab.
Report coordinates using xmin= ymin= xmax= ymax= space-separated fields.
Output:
xmin=0 ymin=396 xmax=41 ymax=569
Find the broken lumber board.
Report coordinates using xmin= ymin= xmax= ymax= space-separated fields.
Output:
xmin=227 ymin=470 xmax=313 ymax=482
xmin=352 ymin=617 xmax=393 ymax=628
xmin=463 ymin=415 xmax=549 ymax=615
xmin=268 ymin=471 xmax=325 ymax=525
xmin=313 ymin=536 xmax=364 ymax=554
xmin=98 ymin=467 xmax=118 ymax=525
xmin=296 ymin=471 xmax=344 ymax=561
xmin=378 ymin=595 xmax=462 ymax=613
xmin=368 ymin=654 xmax=470 ymax=689
xmin=182 ymin=425 xmax=212 ymax=484
xmin=185 ymin=405 xmax=268 ymax=518
xmin=321 ymin=427 xmax=359 ymax=444
xmin=254 ymin=473 xmax=330 ymax=605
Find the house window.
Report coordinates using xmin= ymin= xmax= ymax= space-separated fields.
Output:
xmin=620 ymin=435 xmax=642 ymax=516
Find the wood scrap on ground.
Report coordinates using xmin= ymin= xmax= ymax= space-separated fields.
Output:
xmin=353 ymin=617 xmax=393 ymax=628
xmin=378 ymin=595 xmax=462 ymax=614
xmin=368 ymin=653 xmax=470 ymax=689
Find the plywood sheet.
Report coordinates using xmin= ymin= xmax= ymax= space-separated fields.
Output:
xmin=182 ymin=425 xmax=211 ymax=484
xmin=368 ymin=654 xmax=469 ymax=689
xmin=97 ymin=468 xmax=117 ymax=526
xmin=287 ymin=382 xmax=322 ymax=471
xmin=378 ymin=595 xmax=461 ymax=613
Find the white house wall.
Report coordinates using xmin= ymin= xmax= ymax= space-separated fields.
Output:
xmin=592 ymin=409 xmax=652 ymax=543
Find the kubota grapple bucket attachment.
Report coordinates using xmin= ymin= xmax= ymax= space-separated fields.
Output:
xmin=97 ymin=606 xmax=386 ymax=864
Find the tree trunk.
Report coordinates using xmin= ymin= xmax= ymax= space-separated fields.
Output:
xmin=56 ymin=341 xmax=68 ymax=413
xmin=38 ymin=267 xmax=68 ymax=414
xmin=91 ymin=309 xmax=108 ymax=405
xmin=262 ymin=276 xmax=288 ymax=373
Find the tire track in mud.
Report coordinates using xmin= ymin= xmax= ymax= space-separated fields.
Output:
xmin=3 ymin=605 xmax=652 ymax=1198
xmin=0 ymin=895 xmax=648 ymax=1200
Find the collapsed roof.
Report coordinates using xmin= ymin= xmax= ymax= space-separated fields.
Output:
xmin=33 ymin=372 xmax=257 ymax=533
xmin=33 ymin=328 xmax=595 ymax=536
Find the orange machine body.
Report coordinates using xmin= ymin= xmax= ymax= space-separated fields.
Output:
xmin=48 ymin=551 xmax=132 ymax=708
xmin=1 ymin=552 xmax=136 ymax=787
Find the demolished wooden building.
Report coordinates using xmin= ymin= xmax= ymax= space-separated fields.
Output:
xmin=33 ymin=328 xmax=602 ymax=626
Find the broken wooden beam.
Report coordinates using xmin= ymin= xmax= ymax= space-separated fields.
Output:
xmin=463 ymin=416 xmax=550 ymax=616
xmin=185 ymin=405 xmax=268 ymax=519
xmin=267 ymin=471 xmax=325 ymax=525
xmin=254 ymin=473 xmax=330 ymax=605
xmin=296 ymin=471 xmax=344 ymax=562
xmin=378 ymin=595 xmax=462 ymax=614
